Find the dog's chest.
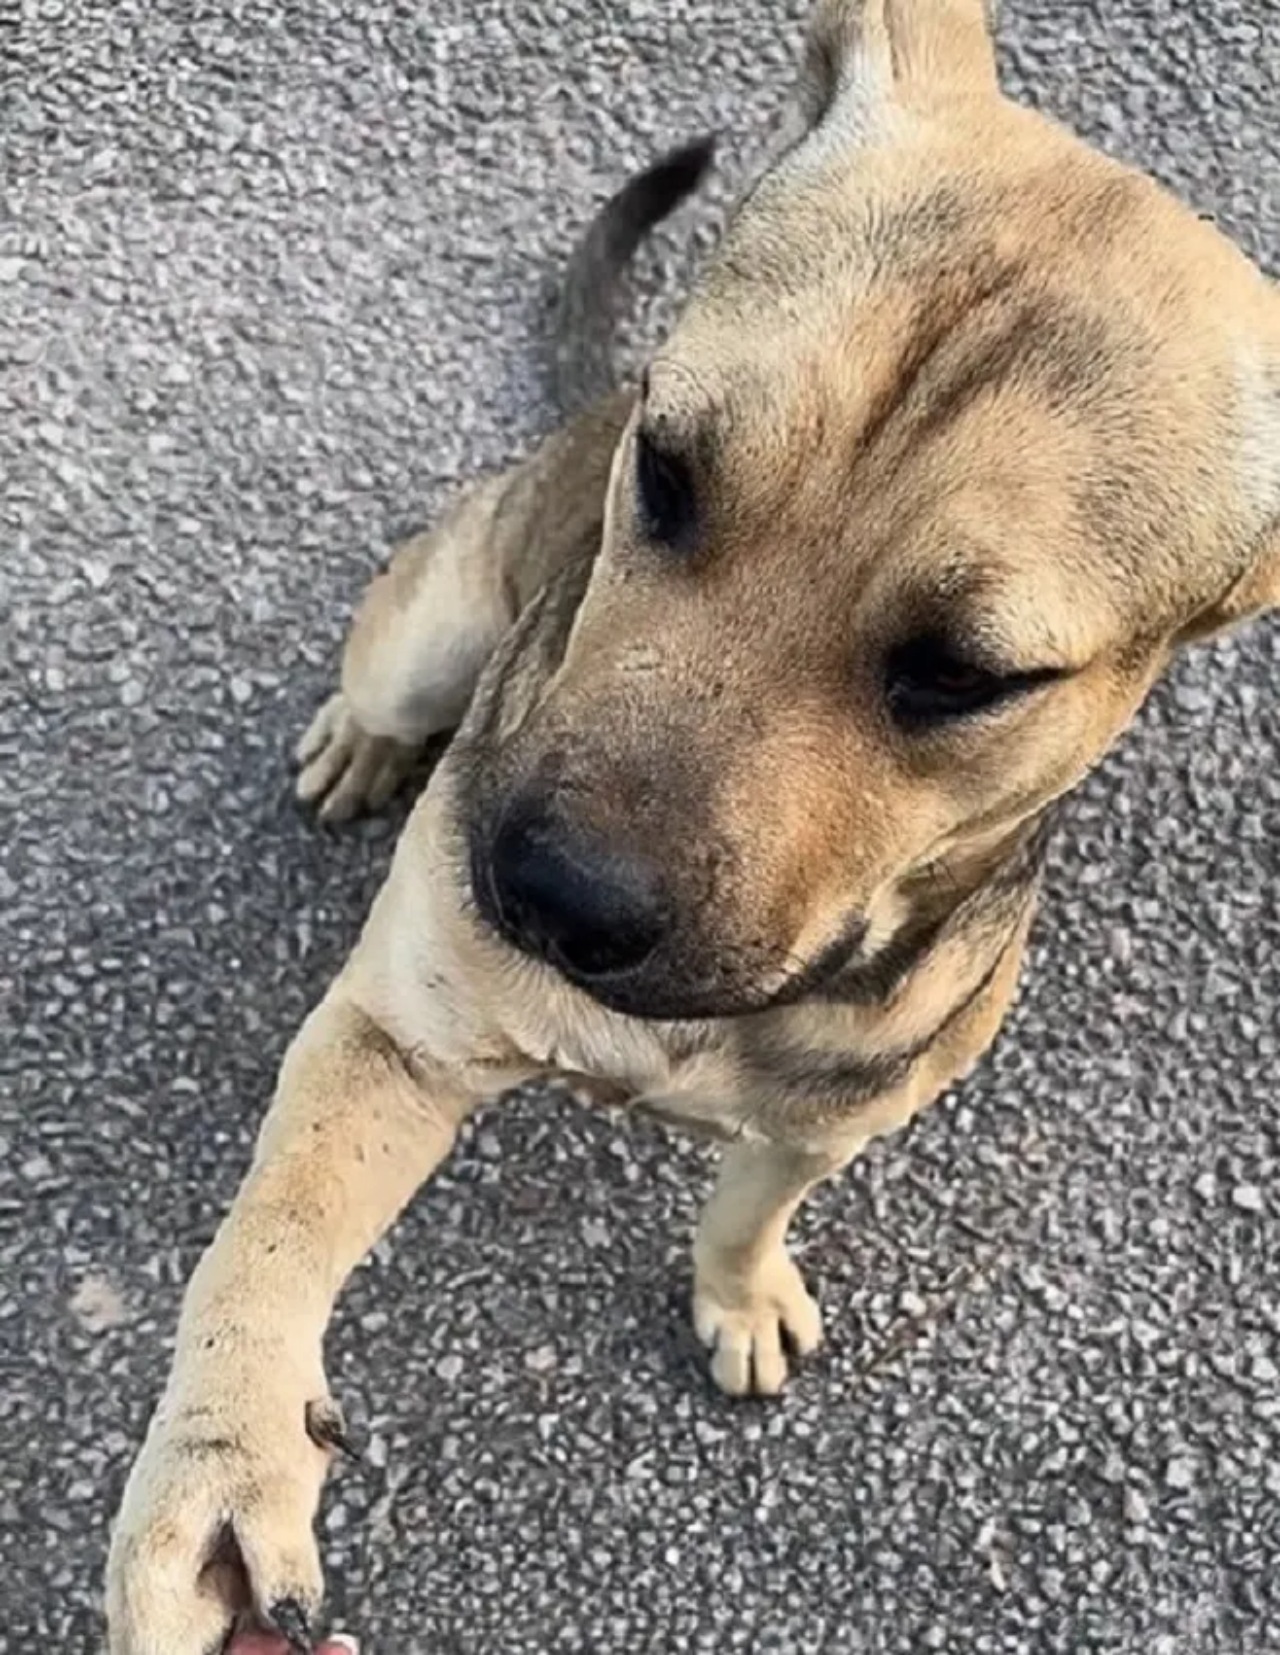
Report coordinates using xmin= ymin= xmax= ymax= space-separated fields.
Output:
xmin=487 ymin=964 xmax=763 ymax=1138
xmin=512 ymin=975 xmax=882 ymax=1148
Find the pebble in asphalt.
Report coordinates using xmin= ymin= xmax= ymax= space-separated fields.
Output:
xmin=3 ymin=2 xmax=1279 ymax=1651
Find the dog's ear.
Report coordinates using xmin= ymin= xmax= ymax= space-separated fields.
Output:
xmin=800 ymin=0 xmax=998 ymax=130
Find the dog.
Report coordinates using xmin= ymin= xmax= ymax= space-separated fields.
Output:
xmin=107 ymin=2 xmax=1280 ymax=1650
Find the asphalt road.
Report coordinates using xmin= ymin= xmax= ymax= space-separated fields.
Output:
xmin=3 ymin=3 xmax=1278 ymax=1652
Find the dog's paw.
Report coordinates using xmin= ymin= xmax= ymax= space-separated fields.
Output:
xmin=107 ymin=1373 xmax=339 ymax=1655
xmin=294 ymin=692 xmax=418 ymax=824
xmin=693 ymin=1248 xmax=822 ymax=1398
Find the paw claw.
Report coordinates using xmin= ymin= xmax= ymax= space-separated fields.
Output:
xmin=268 ymin=1596 xmax=315 ymax=1653
xmin=304 ymin=1396 xmax=364 ymax=1460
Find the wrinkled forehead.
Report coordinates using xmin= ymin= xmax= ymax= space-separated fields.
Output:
xmin=646 ymin=172 xmax=1218 ymax=619
xmin=669 ymin=159 xmax=1159 ymax=411
xmin=653 ymin=235 xmax=1147 ymax=497
xmin=653 ymin=267 xmax=1142 ymax=472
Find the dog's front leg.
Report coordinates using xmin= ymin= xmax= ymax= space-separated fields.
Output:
xmin=693 ymin=1137 xmax=859 ymax=1398
xmin=296 ymin=392 xmax=632 ymax=822
xmin=106 ymin=988 xmax=483 ymax=1655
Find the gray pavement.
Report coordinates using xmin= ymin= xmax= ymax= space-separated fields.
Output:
xmin=3 ymin=3 xmax=1279 ymax=1651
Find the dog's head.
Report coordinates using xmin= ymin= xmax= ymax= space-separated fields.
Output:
xmin=470 ymin=0 xmax=1280 ymax=1020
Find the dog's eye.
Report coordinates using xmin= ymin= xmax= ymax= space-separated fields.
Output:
xmin=635 ymin=428 xmax=697 ymax=553
xmin=885 ymin=636 xmax=1056 ymax=728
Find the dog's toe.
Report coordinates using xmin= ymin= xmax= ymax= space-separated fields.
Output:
xmin=693 ymin=1250 xmax=823 ymax=1398
xmin=295 ymin=693 xmax=343 ymax=767
xmin=294 ymin=694 xmax=416 ymax=822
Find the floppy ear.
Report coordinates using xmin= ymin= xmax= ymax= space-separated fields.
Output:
xmin=800 ymin=0 xmax=999 ymax=130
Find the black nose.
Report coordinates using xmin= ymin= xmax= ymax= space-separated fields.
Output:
xmin=484 ymin=810 xmax=667 ymax=981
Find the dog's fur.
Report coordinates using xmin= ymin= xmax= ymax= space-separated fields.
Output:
xmin=107 ymin=3 xmax=1280 ymax=1649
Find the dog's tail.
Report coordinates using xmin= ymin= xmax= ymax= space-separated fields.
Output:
xmin=551 ymin=134 xmax=716 ymax=413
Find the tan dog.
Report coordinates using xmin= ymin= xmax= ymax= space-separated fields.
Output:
xmin=107 ymin=2 xmax=1280 ymax=1650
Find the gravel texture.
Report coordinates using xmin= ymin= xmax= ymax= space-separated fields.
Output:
xmin=3 ymin=2 xmax=1279 ymax=1652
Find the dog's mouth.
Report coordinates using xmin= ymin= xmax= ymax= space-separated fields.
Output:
xmin=764 ymin=910 xmax=873 ymax=1007
xmin=467 ymin=827 xmax=878 ymax=1021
